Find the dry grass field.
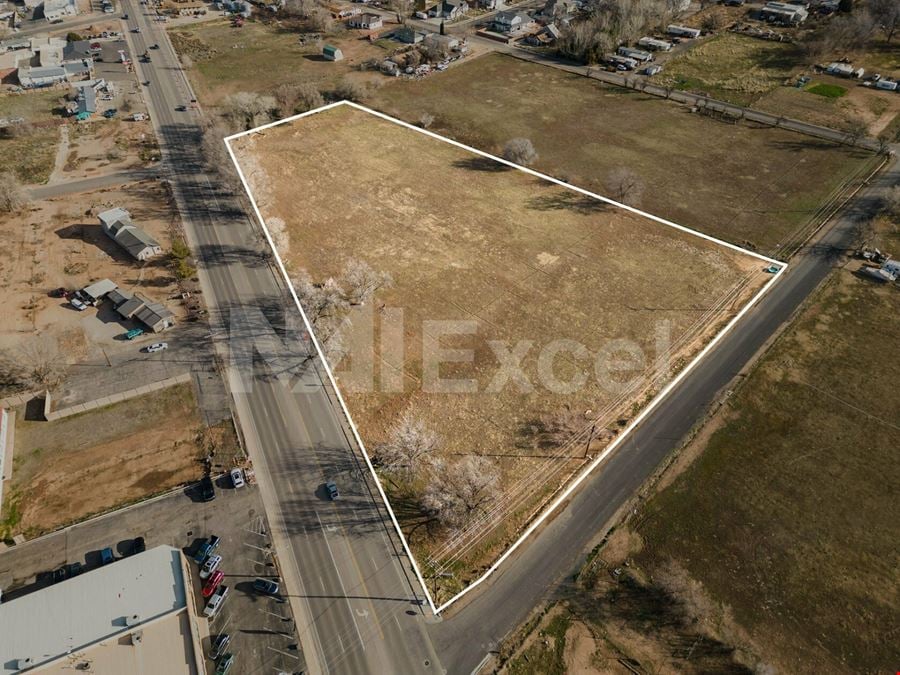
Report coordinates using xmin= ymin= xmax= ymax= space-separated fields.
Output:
xmin=169 ymin=19 xmax=387 ymax=109
xmin=230 ymin=104 xmax=774 ymax=597
xmin=500 ymin=216 xmax=900 ymax=673
xmin=367 ymin=53 xmax=874 ymax=256
xmin=0 ymin=383 xmax=238 ymax=539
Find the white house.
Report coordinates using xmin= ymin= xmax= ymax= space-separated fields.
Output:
xmin=492 ymin=10 xmax=534 ymax=33
xmin=348 ymin=12 xmax=382 ymax=29
xmin=637 ymin=36 xmax=672 ymax=51
xmin=433 ymin=0 xmax=468 ymax=20
xmin=98 ymin=207 xmax=163 ymax=261
xmin=882 ymin=259 xmax=900 ymax=277
xmin=667 ymin=24 xmax=700 ymax=39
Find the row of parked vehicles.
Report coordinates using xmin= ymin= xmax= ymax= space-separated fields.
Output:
xmin=193 ymin=534 xmax=281 ymax=674
xmin=51 ymin=537 xmax=145 ymax=584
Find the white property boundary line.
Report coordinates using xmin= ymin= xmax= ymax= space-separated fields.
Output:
xmin=223 ymin=100 xmax=787 ymax=616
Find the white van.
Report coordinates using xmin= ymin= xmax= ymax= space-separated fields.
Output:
xmin=204 ymin=585 xmax=228 ymax=618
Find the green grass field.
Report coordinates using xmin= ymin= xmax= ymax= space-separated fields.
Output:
xmin=368 ymin=53 xmax=872 ymax=255
xmin=806 ymin=82 xmax=847 ymax=98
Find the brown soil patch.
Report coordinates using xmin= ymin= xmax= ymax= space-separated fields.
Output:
xmin=4 ymin=383 xmax=205 ymax=538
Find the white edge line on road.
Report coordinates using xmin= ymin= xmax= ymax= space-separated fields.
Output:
xmin=223 ymin=100 xmax=788 ymax=616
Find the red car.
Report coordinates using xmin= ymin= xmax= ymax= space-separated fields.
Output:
xmin=202 ymin=570 xmax=225 ymax=598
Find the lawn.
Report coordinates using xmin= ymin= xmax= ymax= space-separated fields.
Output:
xmin=625 ymin=217 xmax=900 ymax=671
xmin=806 ymin=82 xmax=847 ymax=98
xmin=1 ymin=384 xmax=237 ymax=539
xmin=169 ymin=18 xmax=387 ymax=108
xmin=658 ymin=33 xmax=805 ymax=106
xmin=367 ymin=52 xmax=873 ymax=256
xmin=230 ymin=104 xmax=772 ymax=601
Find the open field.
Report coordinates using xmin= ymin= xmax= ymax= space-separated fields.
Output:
xmin=0 ymin=90 xmax=67 ymax=184
xmin=0 ymin=383 xmax=238 ymax=539
xmin=500 ymin=215 xmax=900 ymax=673
xmin=230 ymin=104 xmax=773 ymax=600
xmin=499 ymin=215 xmax=900 ymax=674
xmin=0 ymin=179 xmax=185 ymax=355
xmin=367 ymin=53 xmax=873 ymax=256
xmin=657 ymin=32 xmax=805 ymax=106
xmin=169 ymin=18 xmax=388 ymax=109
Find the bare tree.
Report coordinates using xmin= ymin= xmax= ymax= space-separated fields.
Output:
xmin=181 ymin=54 xmax=194 ymax=69
xmin=291 ymin=270 xmax=348 ymax=326
xmin=423 ymin=456 xmax=499 ymax=529
xmin=605 ymin=167 xmax=645 ymax=205
xmin=502 ymin=138 xmax=538 ymax=166
xmin=419 ymin=112 xmax=435 ymax=129
xmin=870 ymin=0 xmax=900 ymax=42
xmin=828 ymin=10 xmax=876 ymax=49
xmin=333 ymin=79 xmax=365 ymax=102
xmin=0 ymin=349 xmax=27 ymax=394
xmin=341 ymin=258 xmax=392 ymax=306
xmin=842 ymin=116 xmax=869 ymax=146
xmin=276 ymin=82 xmax=324 ymax=115
xmin=0 ymin=172 xmax=28 ymax=212
xmin=222 ymin=92 xmax=278 ymax=131
xmin=376 ymin=411 xmax=440 ymax=478
xmin=18 ymin=336 xmax=67 ymax=390
xmin=308 ymin=7 xmax=334 ymax=32
xmin=882 ymin=185 xmax=900 ymax=219
xmin=199 ymin=119 xmax=243 ymax=193
xmin=283 ymin=0 xmax=318 ymax=18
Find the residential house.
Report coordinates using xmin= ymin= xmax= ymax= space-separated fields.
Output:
xmin=492 ymin=9 xmax=534 ymax=33
xmin=395 ymin=25 xmax=427 ymax=43
xmin=98 ymin=207 xmax=164 ymax=261
xmin=423 ymin=32 xmax=459 ymax=53
xmin=524 ymin=23 xmax=560 ymax=46
xmin=538 ymin=0 xmax=575 ymax=18
xmin=759 ymin=1 xmax=808 ymax=24
xmin=115 ymin=293 xmax=175 ymax=332
xmin=18 ymin=65 xmax=67 ymax=87
xmin=477 ymin=0 xmax=503 ymax=9
xmin=432 ymin=0 xmax=468 ymax=20
xmin=322 ymin=44 xmax=344 ymax=60
xmin=616 ymin=46 xmax=652 ymax=62
xmin=348 ymin=12 xmax=383 ymax=29
xmin=666 ymin=24 xmax=700 ymax=38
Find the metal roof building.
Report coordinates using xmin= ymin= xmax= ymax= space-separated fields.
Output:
xmin=0 ymin=546 xmax=204 ymax=674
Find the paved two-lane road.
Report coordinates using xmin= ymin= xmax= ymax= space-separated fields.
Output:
xmin=119 ymin=5 xmax=442 ymax=673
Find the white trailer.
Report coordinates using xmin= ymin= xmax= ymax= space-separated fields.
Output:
xmin=667 ymin=24 xmax=701 ymax=39
xmin=638 ymin=36 xmax=672 ymax=51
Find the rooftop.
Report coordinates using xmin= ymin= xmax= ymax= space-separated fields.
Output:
xmin=0 ymin=546 xmax=194 ymax=674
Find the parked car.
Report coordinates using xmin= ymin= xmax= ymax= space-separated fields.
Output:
xmin=203 ymin=585 xmax=229 ymax=618
xmin=132 ymin=536 xmax=146 ymax=554
xmin=198 ymin=476 xmax=216 ymax=502
xmin=51 ymin=567 xmax=67 ymax=584
xmin=144 ymin=342 xmax=168 ymax=353
xmin=230 ymin=468 xmax=245 ymax=489
xmin=125 ymin=328 xmax=144 ymax=340
xmin=325 ymin=481 xmax=339 ymax=500
xmin=70 ymin=298 xmax=88 ymax=311
xmin=202 ymin=570 xmax=225 ymax=597
xmin=100 ymin=547 xmax=115 ymax=565
xmin=200 ymin=554 xmax=222 ymax=580
xmin=215 ymin=653 xmax=235 ymax=674
xmin=209 ymin=634 xmax=231 ymax=660
xmin=49 ymin=287 xmax=68 ymax=298
xmin=193 ymin=535 xmax=220 ymax=564
xmin=253 ymin=578 xmax=279 ymax=595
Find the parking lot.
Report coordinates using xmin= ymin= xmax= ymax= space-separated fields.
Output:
xmin=0 ymin=480 xmax=304 ymax=675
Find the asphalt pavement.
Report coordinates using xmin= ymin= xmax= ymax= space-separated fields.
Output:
xmin=119 ymin=5 xmax=443 ymax=673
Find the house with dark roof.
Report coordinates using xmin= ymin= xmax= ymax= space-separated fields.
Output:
xmin=98 ymin=207 xmax=163 ymax=261
xmin=115 ymin=293 xmax=175 ymax=332
xmin=431 ymin=0 xmax=468 ymax=20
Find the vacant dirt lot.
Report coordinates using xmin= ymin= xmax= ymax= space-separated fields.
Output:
xmin=0 ymin=383 xmax=235 ymax=539
xmin=367 ymin=52 xmax=874 ymax=255
xmin=231 ymin=104 xmax=772 ymax=596
xmin=0 ymin=90 xmax=66 ymax=184
xmin=170 ymin=18 xmax=388 ymax=109
xmin=0 ymin=179 xmax=184 ymax=356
